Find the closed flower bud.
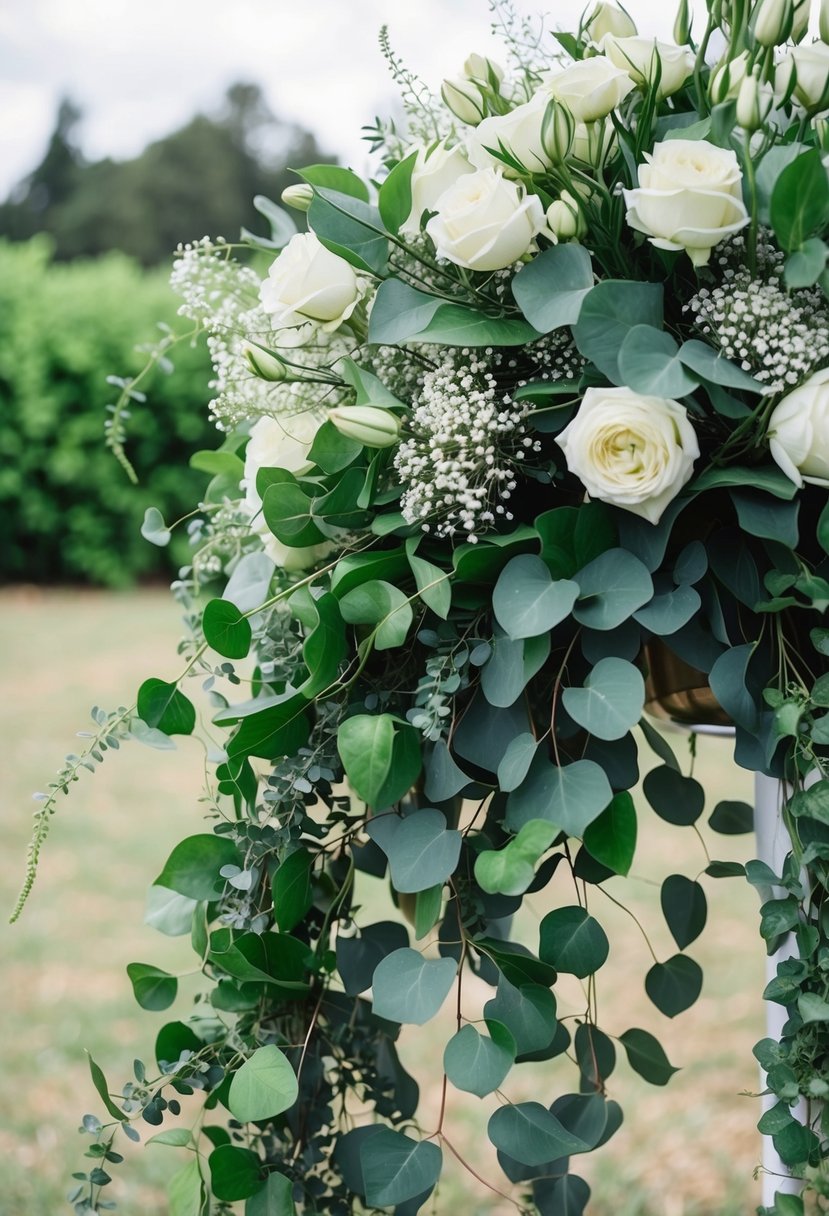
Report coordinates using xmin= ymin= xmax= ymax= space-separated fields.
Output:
xmin=441 ymin=77 xmax=487 ymax=125
xmin=791 ymin=0 xmax=811 ymax=41
xmin=673 ymin=0 xmax=692 ymax=47
xmin=463 ymin=53 xmax=505 ymax=86
xmin=583 ymin=1 xmax=638 ymax=41
xmin=546 ymin=190 xmax=587 ymax=239
xmin=281 ymin=183 xmax=314 ymax=212
xmin=242 ymin=341 xmax=288 ymax=382
xmin=541 ymin=98 xmax=576 ymax=163
xmin=736 ymin=70 xmax=773 ymax=128
xmin=815 ymin=115 xmax=829 ymax=148
xmin=710 ymin=51 xmax=750 ymax=103
xmin=821 ymin=0 xmax=829 ymax=42
xmin=328 ymin=405 xmax=403 ymax=448
xmin=753 ymin=0 xmax=793 ymax=46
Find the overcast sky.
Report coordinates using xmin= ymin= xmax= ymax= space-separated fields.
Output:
xmin=0 ymin=0 xmax=695 ymax=198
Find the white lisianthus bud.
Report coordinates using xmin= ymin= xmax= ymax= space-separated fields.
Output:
xmin=753 ymin=0 xmax=794 ymax=46
xmin=328 ymin=405 xmax=403 ymax=449
xmin=426 ymin=167 xmax=546 ymax=271
xmin=242 ymin=341 xmax=288 ymax=382
xmin=673 ymin=0 xmax=692 ymax=47
xmin=791 ymin=0 xmax=811 ymax=41
xmin=623 ymin=138 xmax=750 ymax=266
xmin=546 ymin=191 xmax=588 ymax=240
xmin=467 ymin=95 xmax=573 ymax=174
xmin=821 ymin=0 xmax=829 ymax=43
xmin=583 ymin=1 xmax=638 ymax=41
xmin=790 ymin=42 xmax=829 ymax=111
xmin=768 ymin=368 xmax=829 ymax=487
xmin=400 ymin=140 xmax=474 ymax=238
xmin=260 ymin=233 xmax=360 ymax=332
xmin=775 ymin=52 xmax=798 ymax=101
xmin=601 ymin=34 xmax=695 ymax=98
xmin=814 ymin=115 xmax=829 ymax=148
xmin=737 ymin=70 xmax=775 ymax=127
xmin=542 ymin=55 xmax=635 ymax=121
xmin=280 ymin=183 xmax=314 ymax=212
xmin=556 ymin=387 xmax=700 ymax=523
xmin=441 ymin=77 xmax=487 ymax=125
xmin=710 ymin=51 xmax=750 ymax=103
xmin=463 ymin=53 xmax=505 ymax=86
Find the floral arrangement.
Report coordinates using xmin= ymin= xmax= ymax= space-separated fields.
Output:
xmin=15 ymin=0 xmax=829 ymax=1212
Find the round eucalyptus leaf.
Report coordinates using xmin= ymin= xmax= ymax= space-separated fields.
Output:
xmin=367 ymin=809 xmax=461 ymax=893
xmin=539 ymin=906 xmax=609 ymax=978
xmin=137 ymin=677 xmax=196 ymax=737
xmin=708 ymin=799 xmax=754 ymax=834
xmin=487 ymin=1102 xmax=589 ymax=1166
xmin=484 ymin=977 xmax=558 ymax=1056
xmin=645 ymin=954 xmax=703 ymax=1017
xmin=360 ymin=1129 xmax=442 ymax=1208
xmin=661 ymin=875 xmax=707 ymax=950
xmin=371 ymin=949 xmax=456 ymax=1024
xmin=643 ymin=765 xmax=705 ymax=826
xmin=574 ymin=549 xmax=653 ymax=631
xmin=443 ymin=1025 xmax=514 ymax=1097
xmin=617 ymin=325 xmax=699 ymax=398
xmin=155 ymin=834 xmax=242 ymax=901
xmin=228 ymin=1045 xmax=299 ymax=1122
xmin=561 ymin=657 xmax=645 ymax=741
xmin=209 ymin=1145 xmax=263 ymax=1202
xmin=618 ymin=1028 xmax=679 ymax=1085
xmin=493 ymin=554 xmax=579 ymax=640
xmin=506 ymin=753 xmax=613 ymax=837
xmin=339 ymin=579 xmax=413 ymax=650
xmin=202 ymin=598 xmax=252 ymax=660
xmin=126 ymin=963 xmax=177 ymax=1012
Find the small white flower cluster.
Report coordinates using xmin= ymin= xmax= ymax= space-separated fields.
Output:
xmin=171 ymin=238 xmax=350 ymax=429
xmin=395 ymin=350 xmax=539 ymax=541
xmin=686 ymin=236 xmax=829 ymax=390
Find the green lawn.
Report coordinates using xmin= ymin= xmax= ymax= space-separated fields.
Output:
xmin=1 ymin=588 xmax=764 ymax=1214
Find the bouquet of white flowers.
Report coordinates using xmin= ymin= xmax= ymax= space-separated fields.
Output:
xmin=15 ymin=1 xmax=829 ymax=1213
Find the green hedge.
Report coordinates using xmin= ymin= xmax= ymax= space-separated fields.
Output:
xmin=0 ymin=238 xmax=215 ymax=586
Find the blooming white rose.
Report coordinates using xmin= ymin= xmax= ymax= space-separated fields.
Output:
xmin=542 ymin=56 xmax=635 ymax=122
xmin=426 ymin=167 xmax=546 ymax=271
xmin=467 ymin=94 xmax=572 ymax=173
xmin=623 ymin=138 xmax=749 ymax=266
xmin=583 ymin=1 xmax=637 ymax=42
xmin=768 ymin=368 xmax=829 ymax=487
xmin=601 ymin=35 xmax=695 ymax=98
xmin=260 ymin=233 xmax=360 ymax=332
xmin=400 ymin=141 xmax=475 ymax=238
xmin=243 ymin=414 xmax=333 ymax=570
xmin=788 ymin=42 xmax=829 ymax=110
xmin=556 ymin=387 xmax=700 ymax=523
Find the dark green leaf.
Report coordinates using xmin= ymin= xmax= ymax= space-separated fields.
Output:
xmin=340 ymin=580 xmax=413 ymax=650
xmin=708 ymin=800 xmax=753 ymax=834
xmin=272 ymin=849 xmax=313 ymax=931
xmin=156 ymin=834 xmax=242 ymax=900
xmin=539 ymin=906 xmax=609 ymax=978
xmin=618 ymin=1028 xmax=679 ymax=1085
xmin=378 ymin=152 xmax=417 ymax=234
xmin=483 ymin=977 xmax=557 ymax=1055
xmin=645 ymin=954 xmax=703 ymax=1017
xmin=308 ymin=188 xmax=388 ymax=275
xmin=583 ymin=792 xmax=637 ymax=876
xmin=643 ymin=765 xmax=704 ymax=826
xmin=209 ymin=1145 xmax=263 ymax=1202
xmin=127 ymin=963 xmax=177 ymax=1012
xmin=771 ymin=147 xmax=829 ymax=252
xmin=487 ymin=1102 xmax=589 ymax=1166
xmin=86 ymin=1053 xmax=126 ymax=1121
xmin=661 ymin=875 xmax=707 ymax=949
xmin=361 ymin=1130 xmax=442 ymax=1208
xmin=137 ymin=678 xmax=196 ymax=737
xmin=203 ymin=599 xmax=252 ymax=660
xmin=337 ymin=714 xmax=421 ymax=807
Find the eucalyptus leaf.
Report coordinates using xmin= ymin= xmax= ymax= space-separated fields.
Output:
xmin=493 ymin=555 xmax=579 ymax=640
xmin=539 ymin=906 xmax=609 ymax=978
xmin=228 ymin=1046 xmax=298 ymax=1122
xmin=367 ymin=809 xmax=461 ymax=893
xmin=444 ymin=1025 xmax=514 ymax=1097
xmin=371 ymin=949 xmax=457 ymax=1024
xmin=561 ymin=657 xmax=645 ymax=741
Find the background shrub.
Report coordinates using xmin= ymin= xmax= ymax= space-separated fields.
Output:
xmin=0 ymin=238 xmax=216 ymax=586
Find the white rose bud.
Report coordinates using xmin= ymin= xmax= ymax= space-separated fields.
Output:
xmin=327 ymin=405 xmax=403 ymax=449
xmin=243 ymin=414 xmax=332 ymax=571
xmin=673 ymin=0 xmax=692 ymax=48
xmin=710 ymin=51 xmax=750 ymax=103
xmin=260 ymin=232 xmax=360 ymax=332
xmin=426 ymin=167 xmax=546 ymax=271
xmin=467 ymin=95 xmax=573 ymax=174
xmin=400 ymin=140 xmax=475 ymax=238
xmin=463 ymin=53 xmax=505 ymax=86
xmin=542 ymin=56 xmax=635 ymax=121
xmin=280 ymin=183 xmax=314 ymax=212
xmin=546 ymin=190 xmax=588 ymax=239
xmin=556 ymin=386 xmax=700 ymax=523
xmin=623 ymin=138 xmax=750 ymax=266
xmin=601 ymin=34 xmax=695 ymax=98
xmin=737 ymin=70 xmax=775 ymax=127
xmin=753 ymin=0 xmax=794 ymax=46
xmin=790 ymin=42 xmax=829 ymax=111
xmin=583 ymin=1 xmax=638 ymax=42
xmin=791 ymin=0 xmax=811 ymax=41
xmin=768 ymin=368 xmax=829 ymax=487
xmin=242 ymin=341 xmax=288 ymax=382
xmin=441 ymin=77 xmax=487 ymax=125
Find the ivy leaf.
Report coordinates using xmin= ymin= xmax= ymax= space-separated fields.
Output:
xmin=618 ymin=1028 xmax=679 ymax=1085
xmin=661 ymin=875 xmax=707 ymax=949
xmin=645 ymin=954 xmax=703 ymax=1017
xmin=562 ymin=657 xmax=645 ymax=741
xmin=228 ymin=1046 xmax=299 ymax=1122
xmin=371 ymin=949 xmax=456 ymax=1024
xmin=126 ymin=963 xmax=178 ymax=1012
xmin=202 ymin=599 xmax=252 ymax=660
xmin=137 ymin=678 xmax=196 ymax=737
xmin=539 ymin=906 xmax=609 ymax=978
xmin=492 ymin=554 xmax=579 ymax=640
xmin=366 ymin=809 xmax=462 ymax=893
xmin=443 ymin=1025 xmax=514 ymax=1098
xmin=360 ymin=1129 xmax=442 ymax=1208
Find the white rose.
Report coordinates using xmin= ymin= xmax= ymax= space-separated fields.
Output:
xmin=556 ymin=387 xmax=700 ymax=523
xmin=426 ymin=167 xmax=546 ymax=271
xmin=623 ymin=138 xmax=749 ymax=266
xmin=789 ymin=42 xmax=829 ymax=110
xmin=768 ymin=369 xmax=829 ymax=487
xmin=583 ymin=1 xmax=638 ymax=42
xmin=243 ymin=414 xmax=333 ymax=570
xmin=601 ymin=35 xmax=695 ymax=98
xmin=541 ymin=56 xmax=635 ymax=122
xmin=260 ymin=233 xmax=360 ymax=332
xmin=467 ymin=94 xmax=572 ymax=174
xmin=400 ymin=141 xmax=475 ymax=238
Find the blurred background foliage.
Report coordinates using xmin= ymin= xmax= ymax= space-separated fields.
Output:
xmin=0 ymin=84 xmax=333 ymax=586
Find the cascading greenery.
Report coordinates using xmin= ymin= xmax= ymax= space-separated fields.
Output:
xmin=13 ymin=0 xmax=829 ymax=1213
